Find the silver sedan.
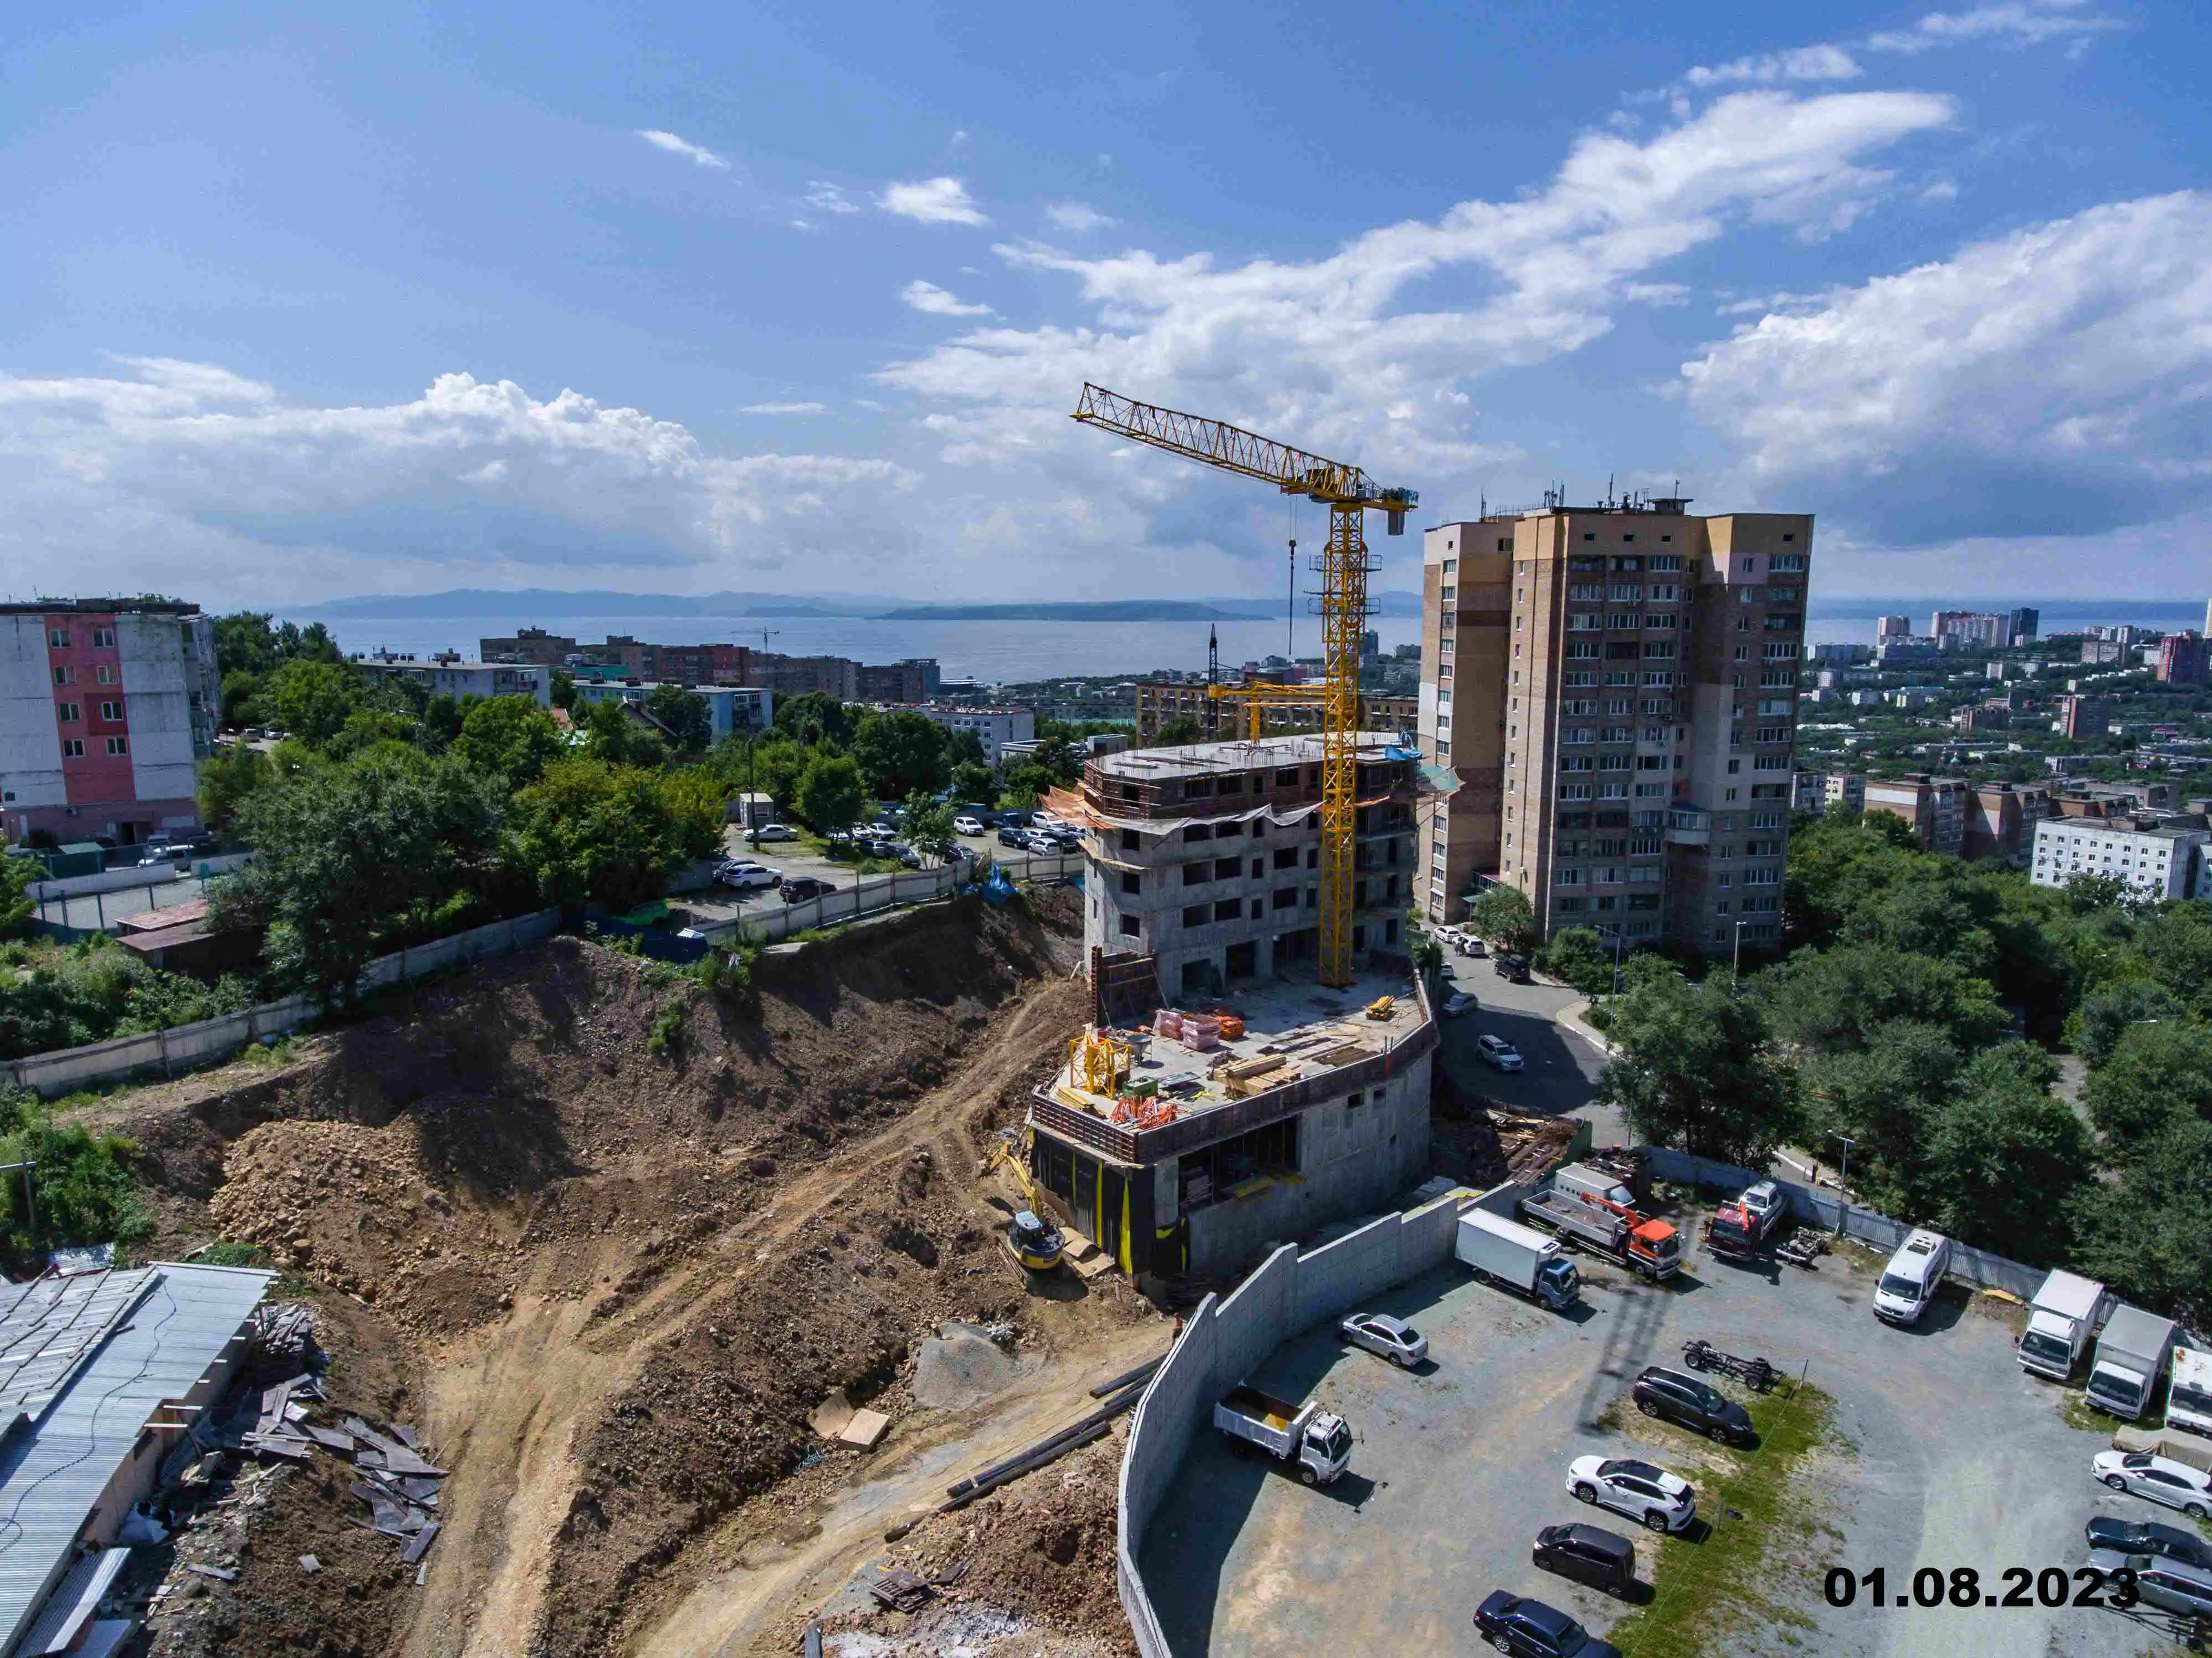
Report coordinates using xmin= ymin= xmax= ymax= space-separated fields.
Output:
xmin=1338 ymin=1312 xmax=1428 ymax=1368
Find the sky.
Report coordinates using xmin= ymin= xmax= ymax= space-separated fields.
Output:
xmin=2 ymin=0 xmax=2208 ymax=608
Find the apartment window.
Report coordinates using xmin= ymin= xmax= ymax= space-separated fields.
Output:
xmin=99 ymin=700 xmax=124 ymax=722
xmin=1442 ymin=557 xmax=1457 ymax=575
xmin=1642 ymin=641 xmax=1676 ymax=659
xmin=1609 ymin=582 xmax=1641 ymax=601
xmin=1498 ymin=538 xmax=1511 ymax=552
xmin=1121 ymin=828 xmax=1141 ymax=852
xmin=105 ymin=736 xmax=128 ymax=756
xmin=1651 ymin=553 xmax=1681 ymax=570
xmin=1728 ymin=759 xmax=1742 ymax=774
xmin=1119 ymin=872 xmax=1140 ymax=895
xmin=1607 ymin=612 xmax=1637 ymax=631
xmin=1216 ymin=898 xmax=1242 ymax=922
xmin=56 ymin=702 xmax=80 ymax=723
xmin=52 ymin=666 xmax=74 ymax=687
xmin=1214 ymin=857 xmax=1241 ymax=881
xmin=1119 ymin=915 xmax=1140 ymax=938
xmin=1181 ymin=904 xmax=1207 ymax=928
xmin=96 ymin=664 xmax=116 ymax=685
xmin=1583 ymin=533 xmax=1596 ymax=542
xmin=62 ymin=738 xmax=85 ymax=759
xmin=47 ymin=628 xmax=69 ymax=648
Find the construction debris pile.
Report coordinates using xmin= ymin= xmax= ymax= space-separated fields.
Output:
xmin=1428 ymin=1067 xmax=1582 ymax=1185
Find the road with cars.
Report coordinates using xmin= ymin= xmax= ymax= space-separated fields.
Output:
xmin=1432 ymin=944 xmax=1628 ymax=1147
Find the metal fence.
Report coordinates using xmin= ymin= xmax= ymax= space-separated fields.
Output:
xmin=1 ymin=909 xmax=560 ymax=1098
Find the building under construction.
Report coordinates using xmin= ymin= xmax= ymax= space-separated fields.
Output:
xmin=1023 ymin=730 xmax=1436 ymax=1281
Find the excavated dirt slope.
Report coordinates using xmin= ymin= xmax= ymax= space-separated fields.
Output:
xmin=88 ymin=889 xmax=1155 ymax=1658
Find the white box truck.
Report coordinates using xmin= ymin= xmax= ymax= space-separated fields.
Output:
xmin=2168 ymin=1348 xmax=2212 ymax=1439
xmin=2017 ymin=1269 xmax=2111 ymax=1383
xmin=2086 ymin=1305 xmax=2179 ymax=1421
xmin=1213 ymin=1385 xmax=1352 ymax=1486
xmin=1456 ymin=1209 xmax=1580 ymax=1310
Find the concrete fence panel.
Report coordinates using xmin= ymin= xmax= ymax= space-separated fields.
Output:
xmin=2 ymin=908 xmax=558 ymax=1097
xmin=1117 ymin=1186 xmax=1506 ymax=1655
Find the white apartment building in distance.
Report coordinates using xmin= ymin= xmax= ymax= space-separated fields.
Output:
xmin=354 ymin=657 xmax=551 ymax=706
xmin=570 ymin=681 xmax=773 ymax=742
xmin=905 ymin=706 xmax=1035 ymax=764
xmin=1 ymin=600 xmax=220 ymax=847
xmin=2031 ymin=817 xmax=2210 ymax=902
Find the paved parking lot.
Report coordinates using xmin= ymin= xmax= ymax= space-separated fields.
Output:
xmin=1141 ymin=1224 xmax=2187 ymax=1657
xmin=677 ymin=826 xmax=1077 ymax=927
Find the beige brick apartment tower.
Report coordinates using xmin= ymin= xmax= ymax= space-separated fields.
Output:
xmin=1419 ymin=499 xmax=1810 ymax=956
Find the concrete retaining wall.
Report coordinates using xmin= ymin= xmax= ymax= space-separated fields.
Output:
xmin=29 ymin=853 xmax=250 ymax=902
xmin=1640 ymin=1145 xmax=2046 ymax=1300
xmin=1 ymin=909 xmax=559 ymax=1097
xmin=1117 ymin=1184 xmax=1498 ymax=1656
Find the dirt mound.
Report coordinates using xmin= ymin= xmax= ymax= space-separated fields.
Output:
xmin=821 ymin=1425 xmax=1135 ymax=1657
xmin=99 ymin=887 xmax=1158 ymax=1658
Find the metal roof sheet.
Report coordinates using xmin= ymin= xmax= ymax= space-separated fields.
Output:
xmin=0 ymin=1265 xmax=271 ymax=1656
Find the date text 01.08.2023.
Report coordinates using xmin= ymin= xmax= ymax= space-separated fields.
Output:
xmin=1823 ymin=1565 xmax=2138 ymax=1611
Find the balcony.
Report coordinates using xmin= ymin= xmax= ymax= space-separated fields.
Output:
xmin=1665 ymin=806 xmax=1711 ymax=847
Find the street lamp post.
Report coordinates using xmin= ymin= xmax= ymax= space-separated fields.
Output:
xmin=1732 ymin=918 xmax=1749 ymax=986
xmin=1826 ymin=1130 xmax=1856 ymax=1239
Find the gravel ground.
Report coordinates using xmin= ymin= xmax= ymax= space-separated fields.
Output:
xmin=1141 ymin=1220 xmax=2194 ymax=1657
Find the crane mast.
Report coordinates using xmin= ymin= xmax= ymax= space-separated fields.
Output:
xmin=1072 ymin=383 xmax=1416 ymax=988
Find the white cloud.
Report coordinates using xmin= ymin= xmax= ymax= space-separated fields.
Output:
xmin=1044 ymin=201 xmax=1116 ymax=233
xmin=900 ymin=280 xmax=994 ymax=317
xmin=879 ymin=177 xmax=987 ymax=226
xmin=1681 ymin=192 xmax=2212 ymax=543
xmin=0 ymin=360 xmax=915 ymax=601
xmin=738 ymin=401 xmax=830 ymax=415
xmin=805 ymin=181 xmax=859 ymax=214
xmin=1685 ymin=44 xmax=1863 ymax=87
xmin=1868 ymin=0 xmax=2119 ymax=54
xmin=879 ymin=90 xmax=1951 ymax=479
xmin=634 ymin=129 xmax=729 ymax=170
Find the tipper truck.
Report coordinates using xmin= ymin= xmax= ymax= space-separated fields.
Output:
xmin=1520 ymin=1166 xmax=1681 ymax=1281
xmin=2087 ymin=1305 xmax=2179 ymax=1421
xmin=1456 ymin=1209 xmax=1580 ymax=1310
xmin=2016 ymin=1269 xmax=2110 ymax=1383
xmin=1213 ymin=1385 xmax=1352 ymax=1485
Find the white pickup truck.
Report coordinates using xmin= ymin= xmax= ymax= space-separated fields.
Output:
xmin=1214 ymin=1385 xmax=1352 ymax=1486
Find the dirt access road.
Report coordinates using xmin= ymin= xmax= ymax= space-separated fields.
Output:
xmin=85 ymin=888 xmax=1157 ymax=1658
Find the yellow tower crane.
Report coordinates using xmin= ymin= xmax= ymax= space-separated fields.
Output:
xmin=1072 ymin=383 xmax=1417 ymax=988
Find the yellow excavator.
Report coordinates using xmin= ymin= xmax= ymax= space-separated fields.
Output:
xmin=984 ymin=1133 xmax=1064 ymax=1273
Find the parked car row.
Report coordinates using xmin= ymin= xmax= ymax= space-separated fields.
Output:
xmin=1432 ymin=924 xmax=1489 ymax=958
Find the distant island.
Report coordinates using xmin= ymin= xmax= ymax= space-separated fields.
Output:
xmin=286 ymin=585 xmax=1424 ymax=622
xmin=873 ymin=601 xmax=1253 ymax=622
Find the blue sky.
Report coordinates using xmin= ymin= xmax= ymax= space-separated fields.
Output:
xmin=2 ymin=0 xmax=2207 ymax=607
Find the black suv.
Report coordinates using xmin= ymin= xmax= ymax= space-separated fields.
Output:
xmin=1474 ymin=1591 xmax=1620 ymax=1657
xmin=1631 ymin=1366 xmax=1755 ymax=1446
xmin=780 ymin=876 xmax=834 ymax=903
xmin=1493 ymin=953 xmax=1532 ymax=984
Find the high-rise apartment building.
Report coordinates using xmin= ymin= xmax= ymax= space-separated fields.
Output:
xmin=1 ymin=600 xmax=220 ymax=847
xmin=2155 ymin=632 xmax=2208 ymax=686
xmin=2007 ymin=606 xmax=2040 ymax=645
xmin=1418 ymin=502 xmax=1809 ymax=953
xmin=1876 ymin=615 xmax=1913 ymax=642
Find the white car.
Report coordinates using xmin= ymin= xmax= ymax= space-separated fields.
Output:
xmin=1567 ymin=1455 xmax=1697 ymax=1533
xmin=1441 ymin=992 xmax=1477 ymax=1019
xmin=1433 ymin=925 xmax=1468 ymax=952
xmin=1339 ymin=1312 xmax=1428 ymax=1368
xmin=715 ymin=861 xmax=781 ymax=892
xmin=2094 ymin=1451 xmax=2212 ymax=1519
xmin=1476 ymin=1034 xmax=1524 ymax=1072
xmin=1457 ymin=935 xmax=1488 ymax=958
xmin=953 ymin=815 xmax=986 ymax=836
xmin=750 ymin=823 xmax=796 ymax=843
xmin=1022 ymin=833 xmax=1061 ymax=855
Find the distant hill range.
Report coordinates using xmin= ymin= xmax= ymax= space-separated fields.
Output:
xmin=290 ymin=587 xmax=1425 ymax=622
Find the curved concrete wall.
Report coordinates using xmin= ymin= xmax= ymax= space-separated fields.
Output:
xmin=1117 ymin=1185 xmax=1493 ymax=1656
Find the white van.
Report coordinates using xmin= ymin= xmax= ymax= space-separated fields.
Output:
xmin=1873 ymin=1229 xmax=1952 ymax=1326
xmin=2170 ymin=1348 xmax=2212 ymax=1439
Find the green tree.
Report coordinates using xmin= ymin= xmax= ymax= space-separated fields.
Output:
xmin=851 ymin=710 xmax=951 ymax=801
xmin=902 ymin=791 xmax=958 ymax=861
xmin=2069 ymin=1118 xmax=2212 ymax=1329
xmin=1753 ymin=944 xmax=2008 ymax=1058
xmin=233 ymin=748 xmax=503 ymax=998
xmin=1800 ymin=1021 xmax=1963 ymax=1205
xmin=454 ymin=695 xmax=564 ymax=785
xmin=946 ymin=727 xmax=988 ymax=768
xmin=793 ymin=752 xmax=864 ymax=836
xmin=264 ymin=658 xmax=363 ymax=748
xmin=581 ymin=697 xmax=668 ymax=767
xmin=950 ymin=760 xmax=996 ymax=805
xmin=1534 ymin=926 xmax=1615 ymax=997
xmin=504 ymin=758 xmax=680 ymax=909
xmin=1908 ymin=1044 xmax=2091 ymax=1263
xmin=550 ymin=669 xmax=577 ymax=711
xmin=196 ymin=744 xmax=271 ymax=831
xmin=655 ymin=768 xmax=730 ymax=864
xmin=2081 ymin=1019 xmax=2212 ymax=1147
xmin=1463 ymin=884 xmax=1537 ymax=954
xmin=644 ymin=685 xmax=714 ymax=753
xmin=774 ymin=691 xmax=858 ymax=748
xmin=1594 ymin=975 xmax=1799 ymax=1165
xmin=0 ymin=857 xmax=30 ymax=941
xmin=2131 ymin=903 xmax=2212 ymax=1014
xmin=1152 ymin=714 xmax=1204 ymax=747
xmin=749 ymin=736 xmax=810 ymax=813
xmin=2067 ymin=979 xmax=2187 ymax=1066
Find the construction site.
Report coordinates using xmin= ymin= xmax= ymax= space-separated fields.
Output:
xmin=12 ymin=389 xmax=1576 ymax=1656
